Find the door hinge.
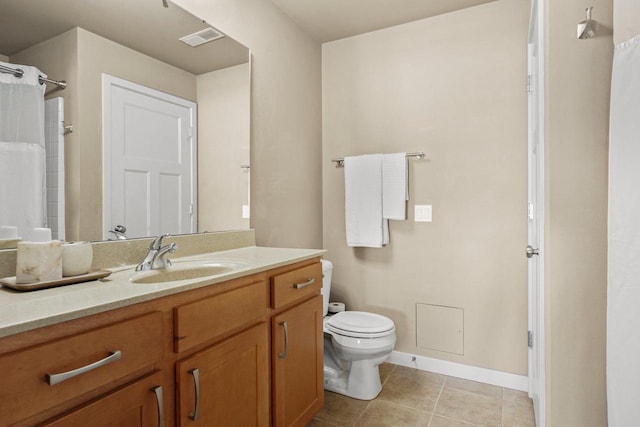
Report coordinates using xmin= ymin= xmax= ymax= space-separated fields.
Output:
xmin=528 ymin=330 xmax=534 ymax=348
xmin=189 ymin=204 xmax=194 ymax=216
xmin=527 ymin=74 xmax=533 ymax=93
xmin=528 ymin=203 xmax=534 ymax=221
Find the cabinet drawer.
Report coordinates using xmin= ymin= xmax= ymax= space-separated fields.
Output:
xmin=271 ymin=263 xmax=322 ymax=309
xmin=0 ymin=312 xmax=163 ymax=426
xmin=174 ymin=280 xmax=269 ymax=353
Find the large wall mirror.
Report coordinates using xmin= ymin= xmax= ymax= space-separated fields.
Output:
xmin=0 ymin=0 xmax=251 ymax=246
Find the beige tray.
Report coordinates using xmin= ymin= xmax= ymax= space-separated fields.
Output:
xmin=0 ymin=270 xmax=112 ymax=292
xmin=0 ymin=238 xmax=21 ymax=249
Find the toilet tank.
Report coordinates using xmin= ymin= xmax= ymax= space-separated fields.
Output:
xmin=321 ymin=259 xmax=333 ymax=316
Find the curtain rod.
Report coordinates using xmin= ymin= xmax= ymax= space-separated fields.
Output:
xmin=0 ymin=64 xmax=67 ymax=89
xmin=331 ymin=151 xmax=426 ymax=167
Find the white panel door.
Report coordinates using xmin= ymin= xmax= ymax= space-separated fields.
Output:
xmin=527 ymin=1 xmax=545 ymax=426
xmin=103 ymin=75 xmax=197 ymax=239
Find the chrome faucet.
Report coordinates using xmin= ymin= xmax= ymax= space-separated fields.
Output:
xmin=135 ymin=234 xmax=177 ymax=271
xmin=108 ymin=225 xmax=128 ymax=240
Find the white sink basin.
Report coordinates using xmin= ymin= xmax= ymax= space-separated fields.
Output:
xmin=129 ymin=259 xmax=248 ymax=284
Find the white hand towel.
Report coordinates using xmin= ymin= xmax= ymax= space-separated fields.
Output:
xmin=344 ymin=154 xmax=388 ymax=248
xmin=382 ymin=153 xmax=408 ymax=220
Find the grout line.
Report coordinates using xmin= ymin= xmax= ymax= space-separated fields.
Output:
xmin=381 ymin=363 xmax=396 ymax=387
xmin=427 ymin=376 xmax=446 ymax=427
xmin=427 ymin=412 xmax=434 ymax=426
xmin=351 ymin=399 xmax=373 ymax=427
xmin=501 ymin=386 xmax=505 ymax=427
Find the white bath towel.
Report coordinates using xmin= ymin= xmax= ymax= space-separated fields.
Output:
xmin=382 ymin=153 xmax=408 ymax=220
xmin=344 ymin=154 xmax=389 ymax=248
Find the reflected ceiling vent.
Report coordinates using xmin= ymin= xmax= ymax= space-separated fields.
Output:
xmin=179 ymin=27 xmax=225 ymax=47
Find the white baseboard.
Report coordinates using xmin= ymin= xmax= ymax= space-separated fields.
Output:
xmin=388 ymin=350 xmax=529 ymax=392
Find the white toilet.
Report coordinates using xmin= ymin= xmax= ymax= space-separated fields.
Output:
xmin=321 ymin=259 xmax=396 ymax=400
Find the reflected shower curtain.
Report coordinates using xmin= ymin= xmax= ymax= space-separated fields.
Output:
xmin=608 ymin=35 xmax=640 ymax=426
xmin=0 ymin=61 xmax=47 ymax=241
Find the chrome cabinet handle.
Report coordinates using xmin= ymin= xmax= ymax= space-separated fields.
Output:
xmin=526 ymin=245 xmax=540 ymax=258
xmin=278 ymin=321 xmax=289 ymax=359
xmin=151 ymin=386 xmax=164 ymax=427
xmin=188 ymin=368 xmax=200 ymax=421
xmin=293 ymin=277 xmax=315 ymax=289
xmin=46 ymin=350 xmax=122 ymax=385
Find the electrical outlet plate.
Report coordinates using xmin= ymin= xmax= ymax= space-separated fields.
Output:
xmin=414 ymin=205 xmax=432 ymax=222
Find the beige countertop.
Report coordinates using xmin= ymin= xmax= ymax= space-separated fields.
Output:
xmin=0 ymin=246 xmax=325 ymax=338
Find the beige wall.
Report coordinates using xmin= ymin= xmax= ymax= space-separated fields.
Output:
xmin=545 ymin=0 xmax=611 ymax=424
xmin=175 ymin=0 xmax=323 ymax=249
xmin=322 ymin=0 xmax=529 ymax=374
xmin=197 ymin=63 xmax=251 ymax=232
xmin=614 ymin=0 xmax=640 ymax=44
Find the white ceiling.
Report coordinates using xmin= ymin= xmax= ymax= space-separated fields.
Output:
xmin=0 ymin=0 xmax=249 ymax=74
xmin=271 ymin=0 xmax=498 ymax=43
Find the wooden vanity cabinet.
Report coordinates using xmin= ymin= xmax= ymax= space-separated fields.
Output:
xmin=0 ymin=257 xmax=324 ymax=427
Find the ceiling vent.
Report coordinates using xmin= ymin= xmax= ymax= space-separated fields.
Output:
xmin=179 ymin=27 xmax=224 ymax=47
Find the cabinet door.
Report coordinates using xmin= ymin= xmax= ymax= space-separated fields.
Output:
xmin=43 ymin=372 xmax=165 ymax=427
xmin=177 ymin=322 xmax=269 ymax=427
xmin=273 ymin=295 xmax=324 ymax=427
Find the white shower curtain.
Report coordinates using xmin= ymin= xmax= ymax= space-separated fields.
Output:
xmin=0 ymin=61 xmax=47 ymax=241
xmin=608 ymin=35 xmax=640 ymax=426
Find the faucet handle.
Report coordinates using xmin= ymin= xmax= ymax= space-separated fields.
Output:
xmin=154 ymin=242 xmax=178 ymax=269
xmin=167 ymin=242 xmax=177 ymax=252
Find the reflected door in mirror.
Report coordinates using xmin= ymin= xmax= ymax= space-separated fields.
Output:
xmin=103 ymin=75 xmax=197 ymax=239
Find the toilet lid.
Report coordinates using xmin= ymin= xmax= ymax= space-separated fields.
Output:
xmin=326 ymin=311 xmax=395 ymax=338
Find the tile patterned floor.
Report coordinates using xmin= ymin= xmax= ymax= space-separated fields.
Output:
xmin=308 ymin=363 xmax=535 ymax=427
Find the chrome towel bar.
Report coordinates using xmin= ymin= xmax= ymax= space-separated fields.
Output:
xmin=331 ymin=151 xmax=426 ymax=167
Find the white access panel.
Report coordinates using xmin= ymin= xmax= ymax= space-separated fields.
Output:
xmin=416 ymin=303 xmax=464 ymax=355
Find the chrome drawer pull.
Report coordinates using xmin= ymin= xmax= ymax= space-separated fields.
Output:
xmin=46 ymin=350 xmax=122 ymax=386
xmin=151 ymin=386 xmax=164 ymax=427
xmin=293 ymin=277 xmax=315 ymax=289
xmin=188 ymin=368 xmax=200 ymax=421
xmin=278 ymin=321 xmax=289 ymax=359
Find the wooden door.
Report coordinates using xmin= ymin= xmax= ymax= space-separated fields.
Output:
xmin=176 ymin=323 xmax=269 ymax=427
xmin=43 ymin=372 xmax=165 ymax=427
xmin=103 ymin=74 xmax=197 ymax=239
xmin=272 ymin=295 xmax=324 ymax=427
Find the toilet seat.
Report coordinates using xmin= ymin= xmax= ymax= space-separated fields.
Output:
xmin=325 ymin=311 xmax=395 ymax=338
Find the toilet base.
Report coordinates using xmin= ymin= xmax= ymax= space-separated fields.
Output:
xmin=323 ymin=358 xmax=383 ymax=400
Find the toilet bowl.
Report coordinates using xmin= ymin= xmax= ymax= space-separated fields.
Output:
xmin=321 ymin=260 xmax=396 ymax=400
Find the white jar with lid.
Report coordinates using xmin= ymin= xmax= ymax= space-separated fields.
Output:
xmin=62 ymin=242 xmax=93 ymax=276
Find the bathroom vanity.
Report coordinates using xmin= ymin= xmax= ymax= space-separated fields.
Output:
xmin=0 ymin=242 xmax=325 ymax=427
